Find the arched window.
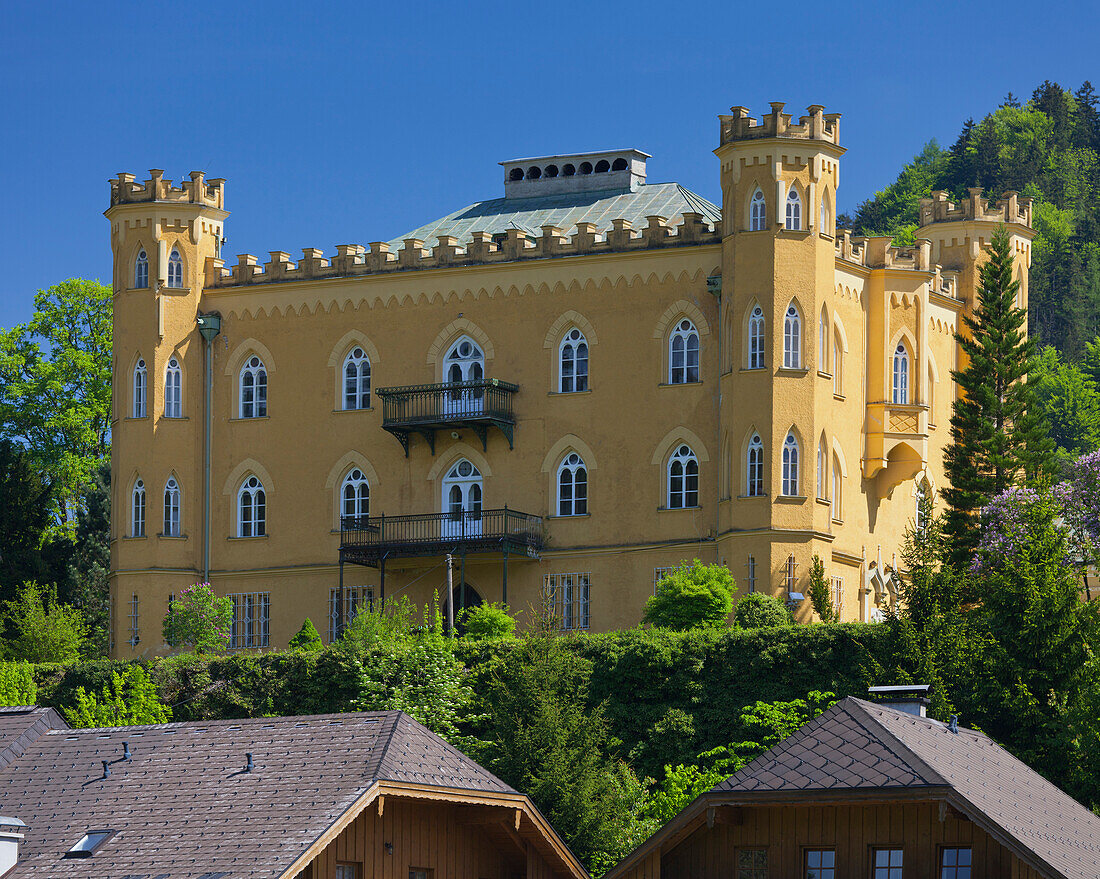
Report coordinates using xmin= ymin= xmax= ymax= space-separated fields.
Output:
xmin=833 ymin=332 xmax=843 ymax=395
xmin=782 ymin=433 xmax=800 ymax=497
xmin=238 ymin=476 xmax=266 ymax=538
xmin=134 ymin=249 xmax=149 ymax=288
xmin=893 ymin=343 xmax=910 ymax=404
xmin=509 ymin=168 xmax=524 ymax=181
xmin=832 ymin=454 xmax=843 ymax=520
xmin=165 ymin=357 xmax=182 ymax=418
xmin=819 ymin=309 xmax=828 ymax=372
xmin=785 ymin=187 xmax=802 ymax=230
xmin=747 ymin=434 xmax=764 ymax=497
xmin=817 ymin=441 xmax=827 ymax=500
xmin=820 ymin=190 xmax=832 ymax=234
xmin=343 ymin=347 xmax=371 ymax=410
xmin=667 ymin=444 xmax=699 ymax=509
xmin=915 ymin=480 xmax=929 ymax=533
xmin=167 ymin=248 xmax=183 ymax=288
xmin=557 ymin=452 xmax=588 ymax=516
xmin=928 ymin=363 xmax=936 ymax=422
xmin=669 ymin=319 xmax=700 ymax=384
xmin=595 ymin=159 xmax=610 ymax=173
xmin=239 ymin=356 xmax=267 ymax=418
xmin=783 ymin=305 xmax=801 ymax=368
xmin=163 ymin=477 xmax=180 ymax=537
xmin=131 ymin=479 xmax=145 ymax=537
xmin=132 ymin=359 xmax=147 ymax=418
xmin=559 ymin=328 xmax=589 ymax=393
xmin=750 ymin=188 xmax=766 ymax=231
xmin=341 ymin=468 xmax=370 ymax=523
xmin=748 ymin=306 xmax=765 ymax=369
xmin=612 ymin=157 xmax=628 ymax=171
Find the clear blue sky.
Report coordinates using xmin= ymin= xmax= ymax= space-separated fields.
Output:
xmin=1 ymin=0 xmax=1096 ymax=329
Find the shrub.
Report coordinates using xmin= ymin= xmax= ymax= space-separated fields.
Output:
xmin=162 ymin=583 xmax=232 ymax=653
xmin=807 ymin=555 xmax=838 ymax=623
xmin=459 ymin=603 xmax=516 ymax=639
xmin=642 ymin=560 xmax=735 ymax=630
xmin=3 ymin=582 xmax=86 ymax=663
xmin=288 ymin=618 xmax=324 ymax=652
xmin=65 ymin=665 xmax=171 ymax=728
xmin=733 ymin=592 xmax=793 ymax=630
xmin=0 ymin=661 xmax=36 ymax=706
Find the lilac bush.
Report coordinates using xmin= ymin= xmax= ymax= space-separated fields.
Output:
xmin=972 ymin=486 xmax=1043 ymax=574
xmin=1055 ymin=449 xmax=1100 ymax=565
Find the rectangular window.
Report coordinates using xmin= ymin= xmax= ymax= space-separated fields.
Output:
xmin=746 ymin=555 xmax=756 ymax=592
xmin=227 ymin=592 xmax=270 ymax=649
xmin=873 ymin=848 xmax=903 ymax=879
xmin=409 ymin=869 xmax=431 ymax=879
xmin=544 ymin=573 xmax=590 ymax=631
xmin=335 ymin=864 xmax=360 ymax=879
xmin=128 ymin=594 xmax=139 ymax=648
xmin=329 ymin=586 xmax=374 ymax=643
xmin=804 ymin=849 xmax=835 ymax=879
xmin=736 ymin=848 xmax=767 ymax=879
xmin=940 ymin=847 xmax=971 ymax=879
xmin=830 ymin=576 xmax=844 ymax=618
xmin=653 ymin=566 xmax=676 ymax=594
xmin=785 ymin=555 xmax=797 ymax=594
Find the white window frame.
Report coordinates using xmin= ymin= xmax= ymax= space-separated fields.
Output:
xmin=167 ymin=247 xmax=183 ymax=288
xmin=341 ymin=468 xmax=370 ymax=523
xmin=785 ymin=187 xmax=802 ymax=230
xmin=749 ymin=188 xmax=766 ymax=231
xmin=817 ymin=442 xmax=827 ymax=500
xmin=783 ymin=305 xmax=801 ymax=369
xmin=227 ymin=591 xmax=271 ymax=649
xmin=832 ymin=454 xmax=843 ymax=521
xmin=833 ymin=334 xmax=843 ymax=395
xmin=343 ymin=347 xmax=371 ymax=410
xmin=831 ymin=575 xmax=845 ymax=619
xmin=668 ymin=319 xmax=700 ymax=384
xmin=653 ymin=566 xmax=676 ymax=594
xmin=544 ymin=572 xmax=590 ymax=631
xmin=134 ymin=249 xmax=149 ymax=289
xmin=818 ymin=310 xmax=828 ymax=372
xmin=131 ymin=480 xmax=145 ymax=537
xmin=785 ymin=555 xmax=798 ymax=594
xmin=893 ymin=342 xmax=910 ymax=404
xmin=165 ymin=357 xmax=182 ymax=418
xmin=748 ymin=306 xmax=765 ymax=369
xmin=782 ymin=433 xmax=799 ymax=496
xmin=556 ymin=453 xmax=588 ymax=516
xmin=132 ymin=359 xmax=147 ymax=418
xmin=237 ymin=476 xmax=266 ymax=538
xmin=559 ymin=328 xmax=589 ymax=393
xmin=747 ymin=434 xmax=764 ymax=497
xmin=667 ymin=444 xmax=699 ymax=509
xmin=163 ymin=477 xmax=180 ymax=536
xmin=239 ymin=356 xmax=268 ymax=418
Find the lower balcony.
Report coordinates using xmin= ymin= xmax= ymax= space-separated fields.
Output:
xmin=377 ymin=379 xmax=519 ymax=455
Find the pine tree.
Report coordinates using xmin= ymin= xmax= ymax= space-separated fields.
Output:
xmin=942 ymin=227 xmax=1055 ymax=569
xmin=1073 ymin=81 xmax=1100 ymax=151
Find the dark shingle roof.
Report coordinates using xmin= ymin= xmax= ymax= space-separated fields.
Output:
xmin=0 ymin=706 xmax=66 ymax=770
xmin=0 ymin=710 xmax=514 ymax=879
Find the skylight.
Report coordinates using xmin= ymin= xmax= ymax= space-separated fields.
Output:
xmin=65 ymin=829 xmax=113 ymax=858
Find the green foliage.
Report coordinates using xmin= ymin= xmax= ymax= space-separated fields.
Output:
xmin=65 ymin=665 xmax=171 ymax=728
xmin=732 ymin=592 xmax=792 ymax=629
xmin=0 ymin=661 xmax=37 ymax=706
xmin=161 ymin=583 xmax=233 ymax=653
xmin=642 ymin=560 xmax=734 ymax=630
xmin=3 ymin=582 xmax=86 ymax=663
xmin=1031 ymin=345 xmax=1100 ymax=465
xmin=807 ymin=555 xmax=838 ymax=623
xmin=0 ymin=440 xmax=56 ymax=603
xmin=62 ymin=461 xmax=111 ymax=655
xmin=458 ymin=602 xmax=516 ymax=639
xmin=339 ymin=595 xmax=421 ymax=652
xmin=288 ymin=618 xmax=324 ymax=652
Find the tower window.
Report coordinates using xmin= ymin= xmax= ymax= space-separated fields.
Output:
xmin=509 ymin=168 xmax=524 ymax=181
xmin=131 ymin=479 xmax=145 ymax=537
xmin=594 ymin=159 xmax=610 ymax=173
xmin=134 ymin=249 xmax=149 ymax=289
xmin=559 ymin=328 xmax=589 ymax=393
xmin=163 ymin=477 xmax=181 ymax=537
xmin=785 ymin=187 xmax=802 ymax=230
xmin=237 ymin=475 xmax=266 ymax=538
xmin=783 ymin=305 xmax=802 ymax=368
xmin=579 ymin=162 xmax=593 ymax=174
xmin=545 ymin=164 xmax=559 ymax=177
xmin=133 ymin=359 xmax=147 ymax=418
xmin=165 ymin=357 xmax=182 ymax=418
xmin=527 ymin=166 xmax=542 ymax=180
xmin=669 ymin=319 xmax=700 ymax=384
xmin=239 ymin=356 xmax=267 ymax=418
xmin=893 ymin=342 xmax=910 ymax=404
xmin=747 ymin=434 xmax=764 ymax=497
xmin=748 ymin=306 xmax=765 ymax=369
xmin=557 ymin=453 xmax=588 ymax=516
xmin=750 ymin=189 xmax=766 ymax=231
xmin=782 ymin=433 xmax=800 ymax=496
xmin=611 ymin=157 xmax=628 ymax=171
xmin=343 ymin=347 xmax=371 ymax=410
xmin=563 ymin=163 xmax=576 ymax=176
xmin=167 ymin=248 xmax=183 ymax=288
xmin=667 ymin=444 xmax=699 ymax=509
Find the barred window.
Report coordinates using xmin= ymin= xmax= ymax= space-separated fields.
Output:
xmin=544 ymin=572 xmax=590 ymax=631
xmin=128 ymin=594 xmax=139 ymax=648
xmin=830 ymin=575 xmax=844 ymax=618
xmin=329 ymin=586 xmax=373 ymax=643
xmin=227 ymin=592 xmax=270 ymax=649
xmin=653 ymin=566 xmax=677 ymax=594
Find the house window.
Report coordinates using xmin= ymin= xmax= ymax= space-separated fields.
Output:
xmin=557 ymin=453 xmax=588 ymax=516
xmin=134 ymin=249 xmax=149 ymax=288
xmin=804 ymin=849 xmax=835 ymax=879
xmin=830 ymin=575 xmax=844 ymax=617
xmin=820 ymin=193 xmax=830 ymax=234
xmin=165 ymin=357 xmax=182 ymax=418
xmin=940 ymin=848 xmax=971 ymax=879
xmin=893 ymin=343 xmax=910 ymax=404
xmin=785 ymin=187 xmax=802 ymax=230
xmin=782 ymin=433 xmax=799 ymax=496
xmin=239 ymin=356 xmax=267 ymax=418
xmin=747 ymin=433 xmax=764 ymax=497
xmin=746 ymin=555 xmax=756 ymax=592
xmin=667 ymin=444 xmax=699 ymax=509
xmin=653 ymin=566 xmax=677 ymax=594
xmin=817 ymin=441 xmax=827 ymax=500
xmin=748 ymin=306 xmax=765 ymax=369
xmin=785 ymin=555 xmax=797 ymax=594
xmin=833 ymin=335 xmax=843 ymax=395
xmin=132 ymin=359 xmax=147 ymax=418
xmin=228 ymin=592 xmax=270 ymax=649
xmin=128 ymin=594 xmax=139 ymax=648
xmin=329 ymin=586 xmax=373 ymax=643
xmin=336 ymin=865 xmax=360 ymax=879
xmin=544 ymin=572 xmax=590 ymax=631
xmin=749 ymin=188 xmax=766 ymax=231
xmin=832 ymin=454 xmax=843 ymax=520
xmin=873 ymin=849 xmax=902 ymax=879
xmin=818 ymin=309 xmax=828 ymax=371
xmin=167 ymin=247 xmax=183 ymax=288
xmin=65 ymin=829 xmax=115 ymax=858
xmin=163 ymin=477 xmax=181 ymax=536
xmin=915 ymin=480 xmax=929 ymax=533
xmin=669 ymin=319 xmax=700 ymax=384
xmin=559 ymin=328 xmax=589 ymax=392
xmin=343 ymin=347 xmax=371 ymax=410
xmin=409 ymin=870 xmax=431 ymax=879
xmin=736 ymin=848 xmax=767 ymax=879
xmin=341 ymin=468 xmax=370 ymax=524
xmin=237 ymin=476 xmax=266 ymax=537
xmin=131 ymin=480 xmax=145 ymax=537
xmin=783 ymin=305 xmax=801 ymax=368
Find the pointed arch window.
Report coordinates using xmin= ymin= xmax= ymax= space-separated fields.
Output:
xmin=133 ymin=359 xmax=147 ymax=418
xmin=134 ymin=249 xmax=149 ymax=288
xmin=559 ymin=328 xmax=589 ymax=393
xmin=820 ymin=190 xmax=832 ymax=235
xmin=239 ymin=356 xmax=267 ymax=418
xmin=782 ymin=433 xmax=800 ymax=497
xmin=832 ymin=454 xmax=843 ymax=521
xmin=748 ymin=306 xmax=766 ymax=369
xmin=669 ymin=319 xmax=700 ymax=384
xmin=131 ymin=479 xmax=145 ymax=537
xmin=238 ymin=476 xmax=266 ymax=537
xmin=341 ymin=468 xmax=370 ymax=523
xmin=819 ymin=309 xmax=828 ymax=372
xmin=667 ymin=444 xmax=699 ymax=509
xmin=817 ymin=441 xmax=828 ymax=500
xmin=167 ymin=248 xmax=183 ymax=288
xmin=750 ymin=189 xmax=766 ymax=231
xmin=783 ymin=305 xmax=802 ymax=368
xmin=893 ymin=343 xmax=910 ymax=404
xmin=557 ymin=452 xmax=588 ymax=516
xmin=833 ymin=331 xmax=843 ymax=395
xmin=785 ymin=188 xmax=802 ymax=230
xmin=747 ymin=434 xmax=764 ymax=497
xmin=163 ymin=477 xmax=180 ymax=537
xmin=165 ymin=357 xmax=182 ymax=418
xmin=343 ymin=347 xmax=371 ymax=410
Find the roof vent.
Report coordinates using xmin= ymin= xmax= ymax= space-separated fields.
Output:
xmin=500 ymin=149 xmax=650 ymax=199
xmin=0 ymin=817 xmax=26 ymax=874
xmin=867 ymin=684 xmax=931 ymax=717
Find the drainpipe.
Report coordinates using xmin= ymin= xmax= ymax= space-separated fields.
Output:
xmin=196 ymin=312 xmax=222 ymax=583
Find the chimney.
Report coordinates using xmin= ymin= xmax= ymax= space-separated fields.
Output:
xmin=867 ymin=684 xmax=931 ymax=717
xmin=0 ymin=817 xmax=26 ymax=874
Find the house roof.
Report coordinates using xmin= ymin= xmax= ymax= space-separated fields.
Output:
xmin=0 ymin=708 xmax=577 ymax=879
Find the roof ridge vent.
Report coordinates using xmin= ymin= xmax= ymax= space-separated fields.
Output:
xmin=500 ymin=149 xmax=650 ymax=199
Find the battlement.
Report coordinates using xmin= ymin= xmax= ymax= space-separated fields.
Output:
xmin=918 ymin=188 xmax=1032 ymax=229
xmin=719 ymin=102 xmax=841 ymax=147
xmin=206 ymin=213 xmax=720 ymax=289
xmin=109 ymin=169 xmax=225 ymax=210
xmin=834 ymin=230 xmax=959 ymax=299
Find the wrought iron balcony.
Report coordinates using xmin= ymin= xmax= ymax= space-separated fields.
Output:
xmin=376 ymin=379 xmax=519 ymax=455
xmin=339 ymin=508 xmax=543 ymax=566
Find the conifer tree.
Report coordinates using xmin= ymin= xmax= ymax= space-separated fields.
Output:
xmin=942 ymin=227 xmax=1055 ymax=569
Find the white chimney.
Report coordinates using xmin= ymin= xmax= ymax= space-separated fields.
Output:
xmin=867 ymin=684 xmax=931 ymax=717
xmin=0 ymin=817 xmax=25 ymax=873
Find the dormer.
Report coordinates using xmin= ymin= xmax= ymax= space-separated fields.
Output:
xmin=500 ymin=149 xmax=649 ymax=198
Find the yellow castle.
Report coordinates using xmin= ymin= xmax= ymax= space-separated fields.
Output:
xmin=105 ymin=101 xmax=1033 ymax=655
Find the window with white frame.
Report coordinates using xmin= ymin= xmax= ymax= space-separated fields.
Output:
xmin=343 ymin=347 xmax=371 ymax=410
xmin=329 ymin=586 xmax=373 ymax=643
xmin=228 ymin=592 xmax=270 ymax=649
xmin=817 ymin=441 xmax=827 ymax=499
xmin=239 ymin=356 xmax=267 ymax=418
xmin=830 ymin=575 xmax=844 ymax=618
xmin=747 ymin=433 xmax=764 ymax=497
xmin=128 ymin=594 xmax=139 ymax=647
xmin=559 ymin=328 xmax=589 ymax=393
xmin=940 ymin=848 xmax=971 ymax=879
xmin=132 ymin=359 xmax=147 ymax=418
xmin=783 ymin=305 xmax=801 ymax=368
xmin=134 ymin=249 xmax=149 ymax=288
xmin=818 ymin=309 xmax=828 ymax=371
xmin=163 ymin=477 xmax=180 ymax=536
xmin=544 ymin=572 xmax=590 ymax=631
xmin=667 ymin=444 xmax=699 ymax=509
xmin=131 ymin=479 xmax=145 ymax=537
xmin=669 ymin=319 xmax=700 ymax=384
xmin=749 ymin=188 xmax=766 ymax=231
xmin=341 ymin=468 xmax=370 ymax=523
xmin=237 ymin=476 xmax=266 ymax=537
xmin=893 ymin=342 xmax=910 ymax=404
xmin=653 ymin=566 xmax=677 ymax=594
xmin=782 ymin=433 xmax=799 ymax=496
xmin=167 ymin=247 xmax=183 ymax=288
xmin=820 ymin=192 xmax=831 ymax=235
xmin=746 ymin=555 xmax=757 ymax=592
xmin=832 ymin=454 xmax=843 ymax=520
xmin=164 ymin=357 xmax=182 ymax=418
xmin=557 ymin=453 xmax=588 ymax=516
xmin=785 ymin=187 xmax=802 ymax=230
xmin=748 ymin=306 xmax=765 ymax=369
xmin=833 ymin=334 xmax=843 ymax=395
xmin=785 ymin=555 xmax=797 ymax=594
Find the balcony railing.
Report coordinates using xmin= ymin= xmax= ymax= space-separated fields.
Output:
xmin=376 ymin=379 xmax=519 ymax=455
xmin=339 ymin=507 xmax=543 ymax=566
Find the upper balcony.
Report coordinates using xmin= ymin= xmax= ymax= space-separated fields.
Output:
xmin=377 ymin=379 xmax=519 ymax=455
